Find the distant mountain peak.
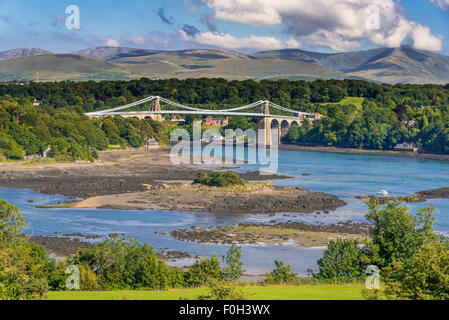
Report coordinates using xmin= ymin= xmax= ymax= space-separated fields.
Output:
xmin=1 ymin=46 xmax=449 ymax=84
xmin=72 ymin=46 xmax=162 ymax=61
xmin=0 ymin=48 xmax=52 ymax=60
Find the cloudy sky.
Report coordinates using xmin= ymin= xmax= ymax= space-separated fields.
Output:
xmin=1 ymin=0 xmax=449 ymax=54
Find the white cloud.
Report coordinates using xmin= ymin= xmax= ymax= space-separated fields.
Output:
xmin=411 ymin=24 xmax=443 ymax=51
xmin=429 ymin=0 xmax=449 ymax=11
xmin=201 ymin=0 xmax=443 ymax=51
xmin=179 ymin=30 xmax=301 ymax=51
xmin=126 ymin=35 xmax=145 ymax=45
xmin=104 ymin=38 xmax=119 ymax=47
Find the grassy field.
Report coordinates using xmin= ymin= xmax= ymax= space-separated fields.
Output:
xmin=47 ymin=285 xmax=365 ymax=300
xmin=317 ymin=97 xmax=365 ymax=109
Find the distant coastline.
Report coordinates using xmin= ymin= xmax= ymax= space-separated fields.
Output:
xmin=280 ymin=144 xmax=449 ymax=162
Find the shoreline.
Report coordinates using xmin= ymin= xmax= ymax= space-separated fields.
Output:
xmin=0 ymin=148 xmax=290 ymax=199
xmin=71 ymin=182 xmax=347 ymax=215
xmin=279 ymin=144 xmax=449 ymax=162
xmin=0 ymin=148 xmax=346 ymax=215
xmin=170 ymin=221 xmax=372 ymax=248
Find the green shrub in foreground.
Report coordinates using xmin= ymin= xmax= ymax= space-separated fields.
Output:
xmin=197 ymin=279 xmax=248 ymax=300
xmin=314 ymin=239 xmax=374 ymax=281
xmin=73 ymin=235 xmax=180 ymax=290
xmin=184 ymin=255 xmax=222 ymax=287
xmin=264 ymin=260 xmax=298 ymax=284
xmin=372 ymin=241 xmax=449 ymax=300
xmin=0 ymin=200 xmax=53 ymax=300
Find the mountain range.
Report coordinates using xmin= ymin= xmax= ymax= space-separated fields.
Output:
xmin=1 ymin=46 xmax=449 ymax=84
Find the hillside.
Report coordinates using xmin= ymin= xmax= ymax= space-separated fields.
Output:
xmin=257 ymin=46 xmax=449 ymax=84
xmin=0 ymin=54 xmax=131 ymax=82
xmin=0 ymin=49 xmax=347 ymax=82
xmin=0 ymin=48 xmax=52 ymax=60
xmin=73 ymin=47 xmax=162 ymax=61
xmin=110 ymin=49 xmax=346 ymax=81
xmin=1 ymin=46 xmax=449 ymax=84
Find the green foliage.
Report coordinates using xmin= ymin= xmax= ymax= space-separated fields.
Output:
xmin=366 ymin=200 xmax=436 ymax=268
xmin=197 ymin=279 xmax=248 ymax=300
xmin=315 ymin=200 xmax=438 ymax=287
xmin=221 ymin=245 xmax=245 ymax=281
xmin=0 ymin=95 xmax=166 ymax=162
xmin=0 ymin=200 xmax=26 ymax=243
xmin=193 ymin=171 xmax=247 ymax=187
xmin=0 ymin=133 xmax=23 ymax=160
xmin=73 ymin=235 xmax=186 ymax=291
xmin=47 ymin=261 xmax=70 ymax=291
xmin=141 ymin=255 xmax=185 ymax=290
xmin=74 ymin=235 xmax=165 ymax=289
xmin=224 ymin=116 xmax=256 ymax=131
xmin=264 ymin=260 xmax=298 ymax=284
xmin=78 ymin=264 xmax=99 ymax=291
xmin=314 ymin=239 xmax=375 ymax=281
xmin=0 ymin=200 xmax=52 ymax=300
xmin=3 ymin=78 xmax=449 ymax=155
xmin=184 ymin=255 xmax=222 ymax=287
xmin=382 ymin=241 xmax=449 ymax=300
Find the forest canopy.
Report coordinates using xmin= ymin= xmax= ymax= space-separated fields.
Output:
xmin=1 ymin=77 xmax=449 ymax=160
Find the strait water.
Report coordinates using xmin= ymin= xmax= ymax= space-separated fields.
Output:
xmin=1 ymin=147 xmax=449 ymax=275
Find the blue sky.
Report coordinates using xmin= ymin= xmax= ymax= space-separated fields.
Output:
xmin=0 ymin=0 xmax=449 ymax=54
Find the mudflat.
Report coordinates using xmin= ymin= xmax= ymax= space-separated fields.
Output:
xmin=0 ymin=148 xmax=346 ymax=214
xmin=72 ymin=182 xmax=347 ymax=214
xmin=0 ymin=148 xmax=289 ymax=198
xmin=170 ymin=221 xmax=371 ymax=247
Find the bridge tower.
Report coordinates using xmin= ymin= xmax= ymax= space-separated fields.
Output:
xmin=256 ymin=101 xmax=279 ymax=147
xmin=259 ymin=101 xmax=270 ymax=115
xmin=149 ymin=97 xmax=163 ymax=122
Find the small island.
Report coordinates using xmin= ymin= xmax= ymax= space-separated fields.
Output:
xmin=73 ymin=171 xmax=347 ymax=214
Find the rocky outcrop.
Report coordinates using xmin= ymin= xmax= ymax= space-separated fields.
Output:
xmin=416 ymin=187 xmax=449 ymax=199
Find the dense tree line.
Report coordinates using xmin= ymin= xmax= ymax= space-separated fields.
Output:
xmin=315 ymin=199 xmax=449 ymax=300
xmin=0 ymin=94 xmax=167 ymax=161
xmin=1 ymin=78 xmax=449 ymax=159
xmin=2 ymin=78 xmax=449 ymax=110
xmin=284 ymin=100 xmax=449 ymax=154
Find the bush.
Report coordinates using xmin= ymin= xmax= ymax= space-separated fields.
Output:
xmin=0 ymin=200 xmax=51 ymax=300
xmin=197 ymin=279 xmax=248 ymax=300
xmin=47 ymin=261 xmax=70 ymax=291
xmin=184 ymin=255 xmax=222 ymax=287
xmin=141 ymin=254 xmax=184 ymax=290
xmin=0 ymin=248 xmax=48 ymax=300
xmin=381 ymin=241 xmax=449 ymax=300
xmin=193 ymin=171 xmax=247 ymax=187
xmin=314 ymin=239 xmax=374 ymax=281
xmin=73 ymin=235 xmax=169 ymax=289
xmin=264 ymin=260 xmax=297 ymax=284
xmin=366 ymin=200 xmax=436 ymax=268
xmin=221 ymin=245 xmax=245 ymax=281
xmin=79 ymin=264 xmax=99 ymax=291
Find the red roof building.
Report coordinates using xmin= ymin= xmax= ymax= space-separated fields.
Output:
xmin=202 ymin=116 xmax=229 ymax=126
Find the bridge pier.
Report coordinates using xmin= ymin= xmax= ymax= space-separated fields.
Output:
xmin=257 ymin=117 xmax=301 ymax=147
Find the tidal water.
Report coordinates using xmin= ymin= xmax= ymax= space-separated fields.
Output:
xmin=1 ymin=148 xmax=449 ymax=275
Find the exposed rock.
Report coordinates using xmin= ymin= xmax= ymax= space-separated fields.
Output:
xmin=416 ymin=187 xmax=449 ymax=199
xmin=356 ymin=195 xmax=427 ymax=204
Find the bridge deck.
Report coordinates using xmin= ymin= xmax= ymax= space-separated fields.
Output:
xmin=88 ymin=110 xmax=302 ymax=120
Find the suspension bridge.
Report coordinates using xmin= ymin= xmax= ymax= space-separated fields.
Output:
xmin=85 ymin=96 xmax=322 ymax=146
